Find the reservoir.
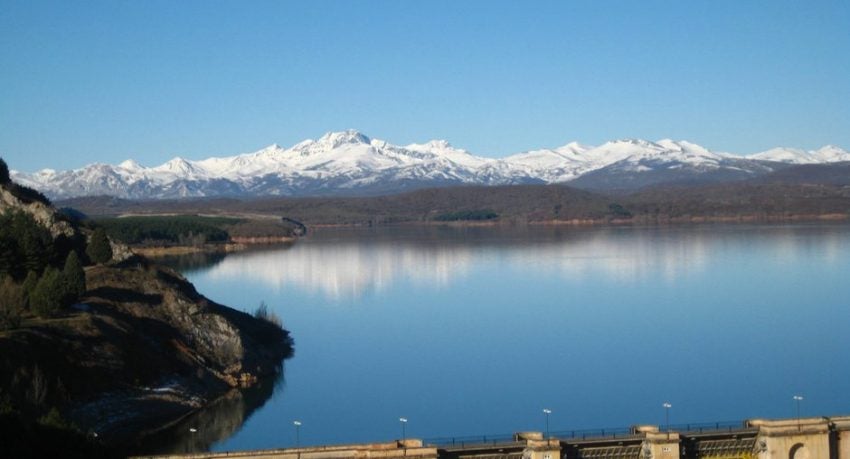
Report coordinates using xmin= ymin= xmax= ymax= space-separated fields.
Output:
xmin=162 ymin=223 xmax=850 ymax=453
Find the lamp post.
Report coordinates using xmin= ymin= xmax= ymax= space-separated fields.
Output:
xmin=662 ymin=402 xmax=672 ymax=437
xmin=293 ymin=420 xmax=301 ymax=448
xmin=793 ymin=395 xmax=803 ymax=431
xmin=542 ymin=409 xmax=552 ymax=439
xmin=399 ymin=417 xmax=408 ymax=444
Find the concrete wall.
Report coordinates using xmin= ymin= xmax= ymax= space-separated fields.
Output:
xmin=132 ymin=440 xmax=439 ymax=459
xmin=134 ymin=416 xmax=850 ymax=459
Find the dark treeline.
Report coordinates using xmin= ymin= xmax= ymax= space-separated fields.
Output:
xmin=0 ymin=210 xmax=94 ymax=329
xmin=94 ymin=215 xmax=235 ymax=246
xmin=434 ymin=209 xmax=499 ymax=221
xmin=0 ymin=158 xmax=51 ymax=206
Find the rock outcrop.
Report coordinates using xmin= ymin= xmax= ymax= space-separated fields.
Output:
xmin=0 ymin=186 xmax=75 ymax=238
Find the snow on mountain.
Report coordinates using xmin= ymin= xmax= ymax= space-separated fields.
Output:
xmin=9 ymin=130 xmax=848 ymax=199
xmin=750 ymin=145 xmax=850 ymax=164
xmin=503 ymin=142 xmax=592 ymax=182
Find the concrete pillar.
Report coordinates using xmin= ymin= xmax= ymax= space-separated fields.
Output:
xmin=749 ymin=418 xmax=831 ymax=459
xmin=521 ymin=438 xmax=560 ymax=459
xmin=640 ymin=431 xmax=680 ymax=459
xmin=832 ymin=416 xmax=850 ymax=459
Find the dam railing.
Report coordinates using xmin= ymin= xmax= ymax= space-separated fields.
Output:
xmin=424 ymin=420 xmax=749 ymax=447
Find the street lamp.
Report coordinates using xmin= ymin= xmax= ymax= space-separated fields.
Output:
xmin=793 ymin=395 xmax=803 ymax=431
xmin=399 ymin=417 xmax=408 ymax=444
xmin=542 ymin=409 xmax=552 ymax=439
xmin=662 ymin=402 xmax=672 ymax=435
xmin=293 ymin=420 xmax=302 ymax=448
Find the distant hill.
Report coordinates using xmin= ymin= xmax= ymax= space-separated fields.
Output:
xmin=623 ymin=183 xmax=850 ymax=221
xmin=58 ymin=185 xmax=617 ymax=224
xmin=754 ymin=161 xmax=850 ymax=186
xmin=58 ymin=182 xmax=850 ymax=226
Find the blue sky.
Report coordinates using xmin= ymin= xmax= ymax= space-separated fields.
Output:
xmin=1 ymin=0 xmax=849 ymax=172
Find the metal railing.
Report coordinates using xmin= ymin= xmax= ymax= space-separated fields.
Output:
xmin=424 ymin=420 xmax=753 ymax=448
xmin=425 ymin=434 xmax=519 ymax=448
xmin=668 ymin=420 xmax=752 ymax=434
xmin=549 ymin=427 xmax=634 ymax=441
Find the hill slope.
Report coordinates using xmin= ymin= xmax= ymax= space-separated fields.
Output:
xmin=0 ymin=166 xmax=293 ymax=454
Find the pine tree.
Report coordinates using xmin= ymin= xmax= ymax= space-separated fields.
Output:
xmin=29 ymin=268 xmax=64 ymax=317
xmin=0 ymin=210 xmax=53 ymax=279
xmin=62 ymin=251 xmax=86 ymax=303
xmin=86 ymin=228 xmax=112 ymax=264
xmin=0 ymin=236 xmax=14 ymax=279
xmin=0 ymin=157 xmax=9 ymax=184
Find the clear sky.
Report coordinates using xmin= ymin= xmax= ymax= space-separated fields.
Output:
xmin=1 ymin=0 xmax=849 ymax=172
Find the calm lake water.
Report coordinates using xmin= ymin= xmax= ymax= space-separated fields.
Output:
xmin=161 ymin=223 xmax=850 ymax=453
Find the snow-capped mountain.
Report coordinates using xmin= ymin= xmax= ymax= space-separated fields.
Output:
xmin=750 ymin=145 xmax=850 ymax=164
xmin=9 ymin=130 xmax=849 ymax=199
xmin=566 ymin=139 xmax=780 ymax=191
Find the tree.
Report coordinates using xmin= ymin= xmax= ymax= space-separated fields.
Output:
xmin=21 ymin=271 xmax=38 ymax=309
xmin=62 ymin=251 xmax=86 ymax=303
xmin=0 ymin=211 xmax=53 ymax=280
xmin=0 ymin=157 xmax=9 ymax=184
xmin=0 ymin=277 xmax=25 ymax=330
xmin=85 ymin=228 xmax=112 ymax=265
xmin=29 ymin=268 xmax=64 ymax=317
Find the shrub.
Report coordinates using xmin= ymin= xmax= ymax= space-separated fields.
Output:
xmin=253 ymin=301 xmax=283 ymax=329
xmin=85 ymin=228 xmax=112 ymax=264
xmin=37 ymin=407 xmax=79 ymax=433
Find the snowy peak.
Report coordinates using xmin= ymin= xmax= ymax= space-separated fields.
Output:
xmin=751 ymin=145 xmax=850 ymax=164
xmin=751 ymin=147 xmax=812 ymax=164
xmin=10 ymin=132 xmax=848 ymax=199
xmin=554 ymin=141 xmax=591 ymax=156
xmin=119 ymin=159 xmax=142 ymax=170
xmin=813 ymin=145 xmax=850 ymax=162
xmin=153 ymin=157 xmax=203 ymax=176
xmin=405 ymin=139 xmax=457 ymax=152
xmin=316 ymin=130 xmax=372 ymax=149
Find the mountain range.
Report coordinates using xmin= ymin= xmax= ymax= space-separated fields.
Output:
xmin=11 ymin=130 xmax=850 ymax=199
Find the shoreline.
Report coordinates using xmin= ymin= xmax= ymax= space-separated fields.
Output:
xmin=131 ymin=236 xmax=296 ymax=257
xmin=129 ymin=213 xmax=850 ymax=254
xmin=307 ymin=212 xmax=849 ymax=229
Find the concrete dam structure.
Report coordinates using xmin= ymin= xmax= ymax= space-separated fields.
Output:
xmin=134 ymin=415 xmax=850 ymax=459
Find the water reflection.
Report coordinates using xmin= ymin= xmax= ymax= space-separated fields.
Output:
xmin=152 ymin=251 xmax=228 ymax=275
xmin=129 ymin=373 xmax=283 ymax=455
xmin=169 ymin=223 xmax=850 ymax=450
xmin=191 ymin=224 xmax=850 ymax=301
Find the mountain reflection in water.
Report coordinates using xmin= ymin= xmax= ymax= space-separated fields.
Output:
xmin=169 ymin=224 xmax=846 ymax=301
xmin=157 ymin=223 xmax=850 ymax=451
